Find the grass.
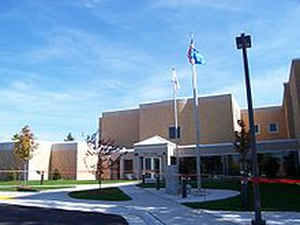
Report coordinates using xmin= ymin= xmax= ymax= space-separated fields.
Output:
xmin=68 ymin=187 xmax=132 ymax=201
xmin=137 ymin=179 xmax=300 ymax=211
xmin=137 ymin=182 xmax=165 ymax=188
xmin=0 ymin=185 xmax=75 ymax=192
xmin=0 ymin=179 xmax=133 ymax=186
xmin=183 ymin=182 xmax=300 ymax=211
xmin=136 ymin=179 xmax=239 ymax=190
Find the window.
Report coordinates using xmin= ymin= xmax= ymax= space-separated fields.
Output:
xmin=171 ymin=156 xmax=177 ymax=165
xmin=140 ymin=157 xmax=144 ymax=170
xmin=145 ymin=158 xmax=151 ymax=170
xmin=269 ymin=123 xmax=279 ymax=133
xmin=124 ymin=160 xmax=133 ymax=171
xmin=169 ymin=126 xmax=181 ymax=139
xmin=255 ymin=124 xmax=260 ymax=135
xmin=154 ymin=158 xmax=160 ymax=171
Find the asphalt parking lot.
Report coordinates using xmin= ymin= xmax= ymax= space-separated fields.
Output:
xmin=0 ymin=204 xmax=128 ymax=225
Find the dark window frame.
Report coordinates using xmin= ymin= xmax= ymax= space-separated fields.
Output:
xmin=269 ymin=123 xmax=279 ymax=133
xmin=169 ymin=126 xmax=181 ymax=139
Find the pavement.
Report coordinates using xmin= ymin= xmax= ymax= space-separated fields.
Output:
xmin=0 ymin=182 xmax=300 ymax=225
xmin=0 ymin=204 xmax=128 ymax=225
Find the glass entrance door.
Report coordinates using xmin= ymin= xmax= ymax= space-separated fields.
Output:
xmin=144 ymin=157 xmax=161 ymax=179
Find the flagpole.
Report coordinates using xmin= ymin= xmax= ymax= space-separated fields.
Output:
xmin=171 ymin=68 xmax=180 ymax=169
xmin=172 ymin=69 xmax=179 ymax=137
xmin=191 ymin=61 xmax=202 ymax=191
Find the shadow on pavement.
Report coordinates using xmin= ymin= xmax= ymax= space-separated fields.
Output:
xmin=0 ymin=204 xmax=128 ymax=225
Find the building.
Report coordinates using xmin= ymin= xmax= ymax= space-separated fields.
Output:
xmin=0 ymin=141 xmax=97 ymax=181
xmin=99 ymin=59 xmax=300 ymax=180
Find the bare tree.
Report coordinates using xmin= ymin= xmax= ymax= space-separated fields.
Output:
xmin=234 ymin=120 xmax=251 ymax=209
xmin=84 ymin=132 xmax=127 ymax=190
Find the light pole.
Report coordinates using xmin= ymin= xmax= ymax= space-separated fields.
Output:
xmin=235 ymin=33 xmax=266 ymax=225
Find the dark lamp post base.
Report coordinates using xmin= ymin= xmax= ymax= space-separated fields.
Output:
xmin=252 ymin=219 xmax=266 ymax=225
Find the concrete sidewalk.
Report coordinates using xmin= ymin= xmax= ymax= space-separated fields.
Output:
xmin=1 ymin=183 xmax=300 ymax=225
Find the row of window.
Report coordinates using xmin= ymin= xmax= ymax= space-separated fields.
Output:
xmin=255 ymin=123 xmax=279 ymax=135
xmin=168 ymin=122 xmax=279 ymax=140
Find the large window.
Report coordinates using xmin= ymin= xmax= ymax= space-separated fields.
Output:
xmin=227 ymin=155 xmax=240 ymax=176
xmin=169 ymin=126 xmax=181 ymax=139
xmin=202 ymin=156 xmax=223 ymax=175
xmin=179 ymin=157 xmax=196 ymax=174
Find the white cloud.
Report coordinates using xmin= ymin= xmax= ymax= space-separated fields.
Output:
xmin=77 ymin=0 xmax=102 ymax=8
xmin=216 ymin=66 xmax=289 ymax=108
xmin=26 ymin=28 xmax=154 ymax=73
xmin=152 ymin=0 xmax=246 ymax=11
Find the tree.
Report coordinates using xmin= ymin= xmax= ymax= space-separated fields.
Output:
xmin=64 ymin=132 xmax=75 ymax=141
xmin=12 ymin=125 xmax=38 ymax=184
xmin=234 ymin=120 xmax=251 ymax=209
xmin=83 ymin=131 xmax=127 ymax=190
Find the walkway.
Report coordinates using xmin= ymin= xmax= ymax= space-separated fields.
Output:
xmin=1 ymin=183 xmax=300 ymax=225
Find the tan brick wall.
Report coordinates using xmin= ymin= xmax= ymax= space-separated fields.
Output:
xmin=283 ymin=83 xmax=295 ymax=138
xmin=139 ymin=94 xmax=235 ymax=145
xmin=49 ymin=143 xmax=77 ymax=179
xmin=139 ymin=100 xmax=176 ymax=142
xmin=101 ymin=109 xmax=139 ymax=148
xmin=241 ymin=106 xmax=288 ymax=141
xmin=0 ymin=143 xmax=24 ymax=180
xmin=289 ymin=59 xmax=300 ymax=138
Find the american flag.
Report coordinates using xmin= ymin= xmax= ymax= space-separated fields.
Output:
xmin=187 ymin=38 xmax=195 ymax=64
xmin=187 ymin=38 xmax=205 ymax=65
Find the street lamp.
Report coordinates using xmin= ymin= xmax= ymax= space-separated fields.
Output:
xmin=236 ymin=33 xmax=266 ymax=225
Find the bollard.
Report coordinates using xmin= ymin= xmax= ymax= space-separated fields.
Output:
xmin=142 ymin=174 xmax=145 ymax=185
xmin=40 ymin=171 xmax=44 ymax=185
xmin=182 ymin=177 xmax=187 ymax=198
xmin=156 ymin=174 xmax=160 ymax=190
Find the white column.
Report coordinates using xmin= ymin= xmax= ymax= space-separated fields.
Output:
xmin=120 ymin=157 xmax=124 ymax=179
xmin=134 ymin=154 xmax=140 ymax=179
xmin=151 ymin=157 xmax=154 ymax=179
xmin=159 ymin=157 xmax=163 ymax=177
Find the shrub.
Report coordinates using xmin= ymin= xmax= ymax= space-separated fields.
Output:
xmin=52 ymin=169 xmax=61 ymax=180
xmin=17 ymin=186 xmax=38 ymax=192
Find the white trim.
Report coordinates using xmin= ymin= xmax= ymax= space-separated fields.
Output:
xmin=178 ymin=142 xmax=233 ymax=149
xmin=134 ymin=135 xmax=174 ymax=146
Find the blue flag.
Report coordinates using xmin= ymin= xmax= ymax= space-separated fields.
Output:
xmin=187 ymin=39 xmax=206 ymax=65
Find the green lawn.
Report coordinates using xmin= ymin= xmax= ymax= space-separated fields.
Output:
xmin=137 ymin=179 xmax=300 ymax=211
xmin=0 ymin=185 xmax=75 ymax=192
xmin=68 ymin=187 xmax=132 ymax=201
xmin=136 ymin=179 xmax=239 ymax=190
xmin=183 ymin=182 xmax=300 ymax=211
xmin=0 ymin=179 xmax=133 ymax=186
xmin=137 ymin=182 xmax=165 ymax=188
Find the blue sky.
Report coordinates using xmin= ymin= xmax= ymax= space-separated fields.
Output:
xmin=1 ymin=0 xmax=300 ymax=141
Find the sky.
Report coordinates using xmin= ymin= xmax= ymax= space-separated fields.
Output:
xmin=0 ymin=0 xmax=300 ymax=141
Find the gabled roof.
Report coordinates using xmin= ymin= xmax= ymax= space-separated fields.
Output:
xmin=134 ymin=135 xmax=174 ymax=146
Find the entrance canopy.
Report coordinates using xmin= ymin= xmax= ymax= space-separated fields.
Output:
xmin=134 ymin=135 xmax=175 ymax=147
xmin=134 ymin=135 xmax=176 ymax=158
